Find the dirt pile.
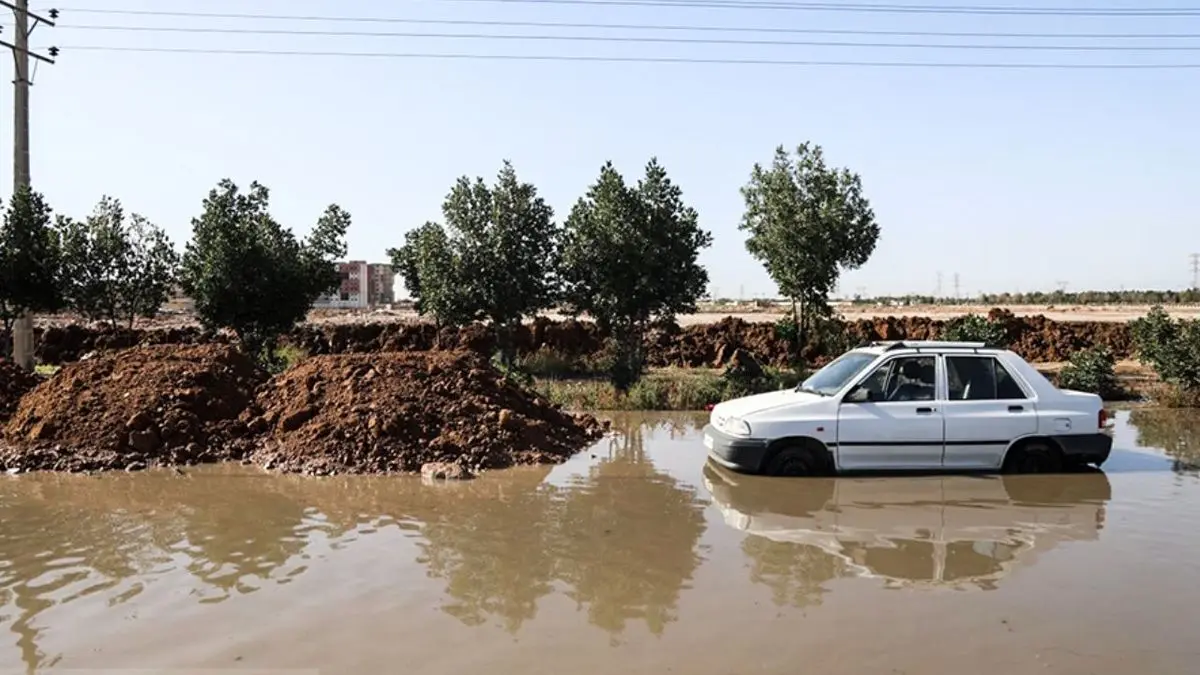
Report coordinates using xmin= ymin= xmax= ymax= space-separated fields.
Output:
xmin=25 ymin=311 xmax=1140 ymax=369
xmin=0 ymin=344 xmax=264 ymax=473
xmin=247 ymin=351 xmax=607 ymax=476
xmin=0 ymin=359 xmax=43 ymax=424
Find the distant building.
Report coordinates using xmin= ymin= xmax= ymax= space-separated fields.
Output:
xmin=313 ymin=261 xmax=395 ymax=309
xmin=366 ymin=263 xmax=395 ymax=306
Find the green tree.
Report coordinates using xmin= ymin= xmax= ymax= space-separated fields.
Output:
xmin=57 ymin=196 xmax=179 ymax=328
xmin=0 ymin=186 xmax=62 ymax=359
xmin=179 ymin=179 xmax=349 ymax=363
xmin=740 ymin=143 xmax=879 ymax=350
xmin=560 ymin=159 xmax=711 ymax=390
xmin=391 ymin=161 xmax=560 ymax=364
xmin=940 ymin=313 xmax=1009 ymax=347
xmin=1130 ymin=306 xmax=1200 ymax=394
xmin=389 ymin=222 xmax=475 ymax=330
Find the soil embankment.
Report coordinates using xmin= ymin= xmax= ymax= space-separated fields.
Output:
xmin=24 ymin=310 xmax=1136 ymax=368
xmin=0 ymin=359 xmax=43 ymax=424
xmin=1 ymin=344 xmax=263 ymax=472
xmin=247 ymin=351 xmax=607 ymax=476
xmin=1 ymin=347 xmax=605 ymax=475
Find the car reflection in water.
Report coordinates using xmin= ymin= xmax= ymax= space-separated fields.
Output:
xmin=703 ymin=461 xmax=1110 ymax=590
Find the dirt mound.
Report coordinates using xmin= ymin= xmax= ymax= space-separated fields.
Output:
xmin=0 ymin=359 xmax=43 ymax=424
xmin=1 ymin=344 xmax=264 ymax=473
xmin=247 ymin=351 xmax=607 ymax=476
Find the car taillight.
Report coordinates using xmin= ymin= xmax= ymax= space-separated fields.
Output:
xmin=1098 ymin=408 xmax=1108 ymax=429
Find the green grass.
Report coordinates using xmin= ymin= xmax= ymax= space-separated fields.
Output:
xmin=534 ymin=366 xmax=806 ymax=411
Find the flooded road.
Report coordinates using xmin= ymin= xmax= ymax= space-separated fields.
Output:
xmin=2 ymin=409 xmax=1200 ymax=674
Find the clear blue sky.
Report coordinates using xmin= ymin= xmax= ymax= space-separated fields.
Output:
xmin=4 ymin=0 xmax=1198 ymax=298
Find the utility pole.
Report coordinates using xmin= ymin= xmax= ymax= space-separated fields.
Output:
xmin=1 ymin=0 xmax=58 ymax=370
xmin=953 ymin=273 xmax=960 ymax=300
xmin=1190 ymin=253 xmax=1199 ymax=291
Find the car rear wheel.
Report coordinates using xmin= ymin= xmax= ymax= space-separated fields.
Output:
xmin=1003 ymin=440 xmax=1063 ymax=474
xmin=765 ymin=444 xmax=827 ymax=477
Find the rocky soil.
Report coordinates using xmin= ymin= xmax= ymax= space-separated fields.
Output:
xmin=1 ymin=346 xmax=606 ymax=476
xmin=0 ymin=359 xmax=43 ymax=425
xmin=1 ymin=344 xmax=264 ymax=473
xmin=247 ymin=351 xmax=607 ymax=476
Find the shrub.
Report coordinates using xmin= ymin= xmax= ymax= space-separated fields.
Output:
xmin=1130 ymin=306 xmax=1200 ymax=391
xmin=1058 ymin=346 xmax=1121 ymax=399
xmin=940 ymin=313 xmax=1008 ymax=347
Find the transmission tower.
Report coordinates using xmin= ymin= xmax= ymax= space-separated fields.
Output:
xmin=953 ymin=273 xmax=960 ymax=299
xmin=936 ymin=272 xmax=943 ymax=297
xmin=1191 ymin=253 xmax=1199 ymax=291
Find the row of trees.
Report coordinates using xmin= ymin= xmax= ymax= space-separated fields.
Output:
xmin=394 ymin=143 xmax=880 ymax=388
xmin=0 ymin=181 xmax=350 ymax=365
xmin=848 ymin=290 xmax=1200 ymax=307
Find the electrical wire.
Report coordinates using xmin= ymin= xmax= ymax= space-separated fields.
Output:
xmin=49 ymin=16 xmax=1200 ymax=40
xmin=57 ymin=46 xmax=1200 ymax=67
xmin=50 ymin=25 xmax=1200 ymax=51
xmin=56 ymin=2 xmax=1200 ymax=17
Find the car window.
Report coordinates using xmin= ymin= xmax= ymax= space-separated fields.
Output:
xmin=946 ymin=356 xmax=1028 ymax=400
xmin=858 ymin=355 xmax=937 ymax=402
xmin=799 ymin=351 xmax=877 ymax=395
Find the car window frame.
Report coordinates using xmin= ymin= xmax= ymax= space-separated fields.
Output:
xmin=847 ymin=353 xmax=942 ymax=404
xmin=944 ymin=354 xmax=1032 ymax=401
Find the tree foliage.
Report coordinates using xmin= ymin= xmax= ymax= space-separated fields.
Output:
xmin=57 ymin=196 xmax=179 ymax=328
xmin=740 ymin=143 xmax=879 ymax=344
xmin=560 ymin=159 xmax=711 ymax=389
xmin=389 ymin=221 xmax=475 ymax=329
xmin=940 ymin=313 xmax=1008 ymax=347
xmin=0 ymin=186 xmax=62 ymax=357
xmin=179 ymin=179 xmax=349 ymax=362
xmin=391 ymin=161 xmax=560 ymax=360
xmin=1058 ymin=346 xmax=1120 ymax=399
xmin=1130 ymin=306 xmax=1200 ymax=392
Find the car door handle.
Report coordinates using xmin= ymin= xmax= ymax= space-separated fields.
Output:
xmin=1008 ymin=405 xmax=1024 ymax=412
xmin=916 ymin=407 xmax=935 ymax=414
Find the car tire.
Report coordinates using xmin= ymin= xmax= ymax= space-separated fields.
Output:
xmin=765 ymin=444 xmax=826 ymax=478
xmin=1003 ymin=440 xmax=1064 ymax=474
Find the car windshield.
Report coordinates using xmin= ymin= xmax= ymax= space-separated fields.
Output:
xmin=797 ymin=351 xmax=878 ymax=396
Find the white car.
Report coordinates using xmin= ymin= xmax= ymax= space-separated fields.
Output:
xmin=704 ymin=340 xmax=1112 ymax=476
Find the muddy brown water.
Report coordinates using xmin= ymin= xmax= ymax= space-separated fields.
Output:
xmin=2 ymin=410 xmax=1200 ymax=674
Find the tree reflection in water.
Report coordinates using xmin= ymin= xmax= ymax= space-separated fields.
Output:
xmin=1128 ymin=408 xmax=1200 ymax=473
xmin=551 ymin=415 xmax=707 ymax=643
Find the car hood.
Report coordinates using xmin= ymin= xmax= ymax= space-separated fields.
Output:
xmin=714 ymin=388 xmax=825 ymax=419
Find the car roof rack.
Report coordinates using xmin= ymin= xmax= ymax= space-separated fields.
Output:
xmin=868 ymin=340 xmax=989 ymax=352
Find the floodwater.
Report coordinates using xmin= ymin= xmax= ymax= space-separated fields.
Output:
xmin=2 ymin=411 xmax=1200 ymax=674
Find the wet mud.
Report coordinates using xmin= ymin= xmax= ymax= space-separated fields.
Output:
xmin=1 ymin=411 xmax=1199 ymax=673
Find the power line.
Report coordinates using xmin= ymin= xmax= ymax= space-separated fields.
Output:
xmin=317 ymin=0 xmax=1200 ymax=16
xmin=49 ymin=9 xmax=1200 ymax=39
xmin=54 ymin=46 xmax=1200 ymax=67
xmin=48 ymin=25 xmax=1200 ymax=51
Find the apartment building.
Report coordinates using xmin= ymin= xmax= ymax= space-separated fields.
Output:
xmin=313 ymin=261 xmax=396 ymax=309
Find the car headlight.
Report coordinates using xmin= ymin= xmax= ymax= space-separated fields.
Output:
xmin=725 ymin=416 xmax=751 ymax=437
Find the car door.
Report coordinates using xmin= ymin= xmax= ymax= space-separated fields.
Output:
xmin=941 ymin=355 xmax=1038 ymax=470
xmin=836 ymin=354 xmax=946 ymax=471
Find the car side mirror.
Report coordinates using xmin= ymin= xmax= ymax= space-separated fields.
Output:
xmin=844 ymin=386 xmax=875 ymax=403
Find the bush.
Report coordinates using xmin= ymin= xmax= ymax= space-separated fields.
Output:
xmin=1058 ymin=346 xmax=1121 ymax=399
xmin=940 ymin=313 xmax=1008 ymax=347
xmin=1130 ymin=306 xmax=1200 ymax=394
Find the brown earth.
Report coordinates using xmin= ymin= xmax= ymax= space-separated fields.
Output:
xmin=0 ymin=358 xmax=43 ymax=425
xmin=21 ymin=310 xmax=1139 ymax=368
xmin=0 ymin=344 xmax=264 ymax=473
xmin=246 ymin=351 xmax=607 ymax=476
